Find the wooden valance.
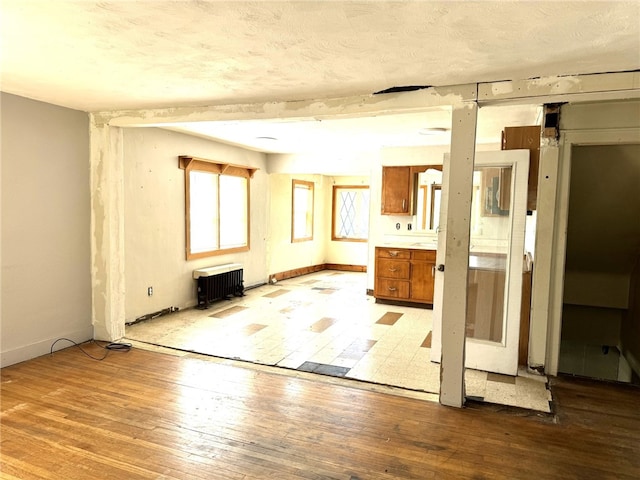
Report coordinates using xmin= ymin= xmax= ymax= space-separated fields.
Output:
xmin=178 ymin=156 xmax=258 ymax=178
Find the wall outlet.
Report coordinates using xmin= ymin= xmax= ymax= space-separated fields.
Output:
xmin=148 ymin=286 xmax=153 ymax=296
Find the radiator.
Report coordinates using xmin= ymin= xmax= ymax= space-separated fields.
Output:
xmin=193 ymin=263 xmax=244 ymax=309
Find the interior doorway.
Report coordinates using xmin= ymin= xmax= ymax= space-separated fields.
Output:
xmin=559 ymin=144 xmax=640 ymax=384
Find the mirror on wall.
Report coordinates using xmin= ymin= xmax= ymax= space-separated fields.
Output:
xmin=415 ymin=167 xmax=491 ymax=234
xmin=415 ymin=168 xmax=443 ymax=232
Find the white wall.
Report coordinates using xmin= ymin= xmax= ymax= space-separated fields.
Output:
xmin=266 ymin=150 xmax=373 ymax=274
xmin=123 ymin=128 xmax=268 ymax=323
xmin=268 ymin=173 xmax=328 ymax=275
xmin=1 ymin=93 xmax=92 ymax=366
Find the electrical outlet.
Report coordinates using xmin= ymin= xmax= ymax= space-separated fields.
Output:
xmin=148 ymin=286 xmax=153 ymax=296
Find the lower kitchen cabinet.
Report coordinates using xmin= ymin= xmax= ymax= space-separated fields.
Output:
xmin=374 ymin=247 xmax=436 ymax=305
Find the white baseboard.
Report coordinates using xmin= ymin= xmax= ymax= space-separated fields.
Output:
xmin=0 ymin=326 xmax=94 ymax=368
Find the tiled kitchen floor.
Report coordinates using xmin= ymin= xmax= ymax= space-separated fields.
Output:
xmin=125 ymin=270 xmax=551 ymax=412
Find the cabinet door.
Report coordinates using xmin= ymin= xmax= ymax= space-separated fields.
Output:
xmin=381 ymin=166 xmax=412 ymax=215
xmin=410 ymin=260 xmax=436 ymax=302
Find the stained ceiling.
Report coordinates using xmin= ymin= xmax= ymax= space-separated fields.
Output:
xmin=1 ymin=1 xmax=639 ymax=152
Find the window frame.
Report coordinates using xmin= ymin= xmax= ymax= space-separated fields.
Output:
xmin=180 ymin=156 xmax=256 ymax=260
xmin=291 ymin=179 xmax=315 ymax=243
xmin=331 ymin=185 xmax=370 ymax=242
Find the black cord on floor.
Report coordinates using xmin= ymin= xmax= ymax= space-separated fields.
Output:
xmin=50 ymin=338 xmax=132 ymax=361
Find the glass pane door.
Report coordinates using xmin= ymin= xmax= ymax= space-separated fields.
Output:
xmin=430 ymin=150 xmax=528 ymax=376
xmin=466 ymin=167 xmax=511 ymax=346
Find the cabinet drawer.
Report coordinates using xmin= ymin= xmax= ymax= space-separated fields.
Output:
xmin=376 ymin=248 xmax=410 ymax=259
xmin=376 ymin=279 xmax=410 ymax=299
xmin=377 ymin=258 xmax=410 ymax=279
xmin=411 ymin=249 xmax=436 ymax=261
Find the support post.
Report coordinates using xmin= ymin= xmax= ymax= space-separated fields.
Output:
xmin=439 ymin=102 xmax=477 ymax=407
xmin=89 ymin=117 xmax=126 ymax=341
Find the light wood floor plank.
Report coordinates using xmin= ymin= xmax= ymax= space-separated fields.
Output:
xmin=2 ymin=345 xmax=638 ymax=479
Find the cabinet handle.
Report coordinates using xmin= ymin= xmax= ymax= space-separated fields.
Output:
xmin=402 ymin=199 xmax=406 ymax=211
xmin=389 ymin=267 xmax=397 ymax=272
xmin=388 ymin=251 xmax=399 ymax=257
xmin=431 ymin=266 xmax=435 ymax=276
xmin=387 ymin=287 xmax=397 ymax=292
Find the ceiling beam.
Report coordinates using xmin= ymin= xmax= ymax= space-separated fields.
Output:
xmin=93 ymin=71 xmax=640 ymax=128
xmin=478 ymin=71 xmax=640 ymax=106
xmin=93 ymin=84 xmax=477 ymax=127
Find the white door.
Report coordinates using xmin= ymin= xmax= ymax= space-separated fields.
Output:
xmin=431 ymin=149 xmax=529 ymax=376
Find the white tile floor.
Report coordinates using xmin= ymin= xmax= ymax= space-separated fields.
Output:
xmin=125 ymin=270 xmax=551 ymax=412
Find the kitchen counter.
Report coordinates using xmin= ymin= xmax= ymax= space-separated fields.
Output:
xmin=380 ymin=242 xmax=437 ymax=251
xmin=379 ymin=246 xmax=530 ymax=272
xmin=469 ymin=253 xmax=506 ymax=271
xmin=469 ymin=253 xmax=532 ymax=272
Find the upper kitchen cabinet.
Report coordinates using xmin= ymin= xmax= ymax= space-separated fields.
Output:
xmin=381 ymin=166 xmax=414 ymax=215
xmin=502 ymin=125 xmax=541 ymax=211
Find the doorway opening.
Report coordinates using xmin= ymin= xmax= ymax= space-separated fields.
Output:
xmin=559 ymin=144 xmax=640 ymax=384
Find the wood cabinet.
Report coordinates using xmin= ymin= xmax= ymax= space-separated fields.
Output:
xmin=381 ymin=166 xmax=413 ymax=215
xmin=502 ymin=125 xmax=541 ymax=211
xmin=409 ymin=249 xmax=437 ymax=303
xmin=374 ymin=247 xmax=436 ymax=304
xmin=374 ymin=248 xmax=410 ymax=299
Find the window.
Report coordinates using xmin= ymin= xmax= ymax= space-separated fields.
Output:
xmin=291 ymin=180 xmax=314 ymax=242
xmin=332 ymin=186 xmax=370 ymax=241
xmin=180 ymin=156 xmax=255 ymax=260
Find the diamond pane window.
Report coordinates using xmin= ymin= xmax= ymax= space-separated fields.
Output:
xmin=332 ymin=186 xmax=369 ymax=241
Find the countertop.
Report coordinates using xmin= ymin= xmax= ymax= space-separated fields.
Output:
xmin=468 ymin=254 xmax=506 ymax=271
xmin=377 ymin=245 xmax=532 ymax=272
xmin=379 ymin=242 xmax=437 ymax=251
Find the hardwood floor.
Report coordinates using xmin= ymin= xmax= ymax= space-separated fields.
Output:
xmin=1 ymin=344 xmax=638 ymax=479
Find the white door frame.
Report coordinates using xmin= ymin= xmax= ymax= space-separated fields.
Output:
xmin=546 ymin=127 xmax=640 ymax=375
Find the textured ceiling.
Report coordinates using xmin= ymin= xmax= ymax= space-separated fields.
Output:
xmin=2 ymin=1 xmax=639 ymax=112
